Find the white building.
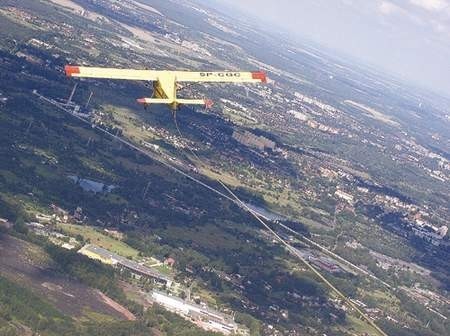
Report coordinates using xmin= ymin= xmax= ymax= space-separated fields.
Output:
xmin=335 ymin=189 xmax=354 ymax=203
xmin=151 ymin=291 xmax=238 ymax=335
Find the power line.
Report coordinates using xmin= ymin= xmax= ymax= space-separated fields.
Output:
xmin=172 ymin=107 xmax=388 ymax=336
xmin=37 ymin=93 xmax=387 ymax=335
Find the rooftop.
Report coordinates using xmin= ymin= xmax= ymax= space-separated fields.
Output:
xmin=79 ymin=244 xmax=172 ymax=282
xmin=151 ymin=291 xmax=237 ymax=331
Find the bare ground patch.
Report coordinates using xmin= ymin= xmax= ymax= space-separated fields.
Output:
xmin=344 ymin=100 xmax=400 ymax=127
xmin=0 ymin=234 xmax=133 ymax=320
xmin=46 ymin=0 xmax=104 ymax=21
xmin=96 ymin=290 xmax=136 ymax=321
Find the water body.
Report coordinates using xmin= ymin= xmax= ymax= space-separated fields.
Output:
xmin=68 ymin=175 xmax=116 ymax=193
xmin=242 ymin=202 xmax=285 ymax=221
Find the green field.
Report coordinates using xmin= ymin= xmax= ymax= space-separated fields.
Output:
xmin=58 ymin=224 xmax=139 ymax=258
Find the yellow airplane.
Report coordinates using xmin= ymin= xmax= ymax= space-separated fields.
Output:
xmin=65 ymin=65 xmax=267 ymax=110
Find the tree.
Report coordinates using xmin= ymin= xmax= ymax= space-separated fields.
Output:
xmin=13 ymin=217 xmax=28 ymax=235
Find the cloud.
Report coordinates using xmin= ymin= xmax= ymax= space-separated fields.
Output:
xmin=378 ymin=1 xmax=427 ymax=27
xmin=212 ymin=0 xmax=450 ymax=95
xmin=430 ymin=19 xmax=450 ymax=36
xmin=431 ymin=20 xmax=446 ymax=32
xmin=409 ymin=0 xmax=449 ymax=11
xmin=377 ymin=1 xmax=450 ymax=30
xmin=379 ymin=1 xmax=402 ymax=14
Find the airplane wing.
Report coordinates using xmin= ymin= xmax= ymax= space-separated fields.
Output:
xmin=174 ymin=71 xmax=267 ymax=83
xmin=65 ymin=66 xmax=159 ymax=81
xmin=65 ymin=66 xmax=267 ymax=83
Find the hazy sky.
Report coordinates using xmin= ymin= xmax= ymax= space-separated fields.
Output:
xmin=214 ymin=0 xmax=450 ymax=97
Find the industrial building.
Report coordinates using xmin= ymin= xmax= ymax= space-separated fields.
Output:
xmin=78 ymin=244 xmax=173 ymax=287
xmin=151 ymin=291 xmax=239 ymax=335
xmin=309 ymin=256 xmax=342 ymax=273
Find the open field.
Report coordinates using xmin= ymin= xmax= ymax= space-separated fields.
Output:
xmin=343 ymin=100 xmax=400 ymax=127
xmin=47 ymin=0 xmax=104 ymax=21
xmin=346 ymin=315 xmax=379 ymax=336
xmin=0 ymin=234 xmax=134 ymax=320
xmin=57 ymin=223 xmax=139 ymax=258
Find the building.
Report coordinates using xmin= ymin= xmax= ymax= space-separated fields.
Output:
xmin=164 ymin=257 xmax=176 ymax=268
xmin=0 ymin=91 xmax=8 ymax=104
xmin=103 ymin=228 xmax=123 ymax=240
xmin=73 ymin=207 xmax=84 ymax=222
xmin=78 ymin=244 xmax=116 ymax=265
xmin=78 ymin=244 xmax=173 ymax=287
xmin=35 ymin=213 xmax=53 ymax=224
xmin=0 ymin=218 xmax=12 ymax=230
xmin=309 ymin=257 xmax=342 ymax=273
xmin=411 ymin=225 xmax=448 ymax=246
xmin=335 ymin=189 xmax=354 ymax=203
xmin=232 ymin=130 xmax=276 ymax=151
xmin=437 ymin=226 xmax=448 ymax=237
xmin=151 ymin=291 xmax=239 ymax=335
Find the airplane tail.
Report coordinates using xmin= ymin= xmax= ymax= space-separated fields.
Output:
xmin=137 ymin=98 xmax=172 ymax=104
xmin=176 ymin=99 xmax=214 ymax=108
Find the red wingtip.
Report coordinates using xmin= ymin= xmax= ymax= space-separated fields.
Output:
xmin=65 ymin=65 xmax=80 ymax=77
xmin=137 ymin=98 xmax=147 ymax=104
xmin=252 ymin=71 xmax=267 ymax=83
xmin=204 ymin=99 xmax=214 ymax=109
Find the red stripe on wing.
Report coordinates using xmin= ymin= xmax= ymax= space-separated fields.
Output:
xmin=252 ymin=71 xmax=267 ymax=83
xmin=65 ymin=65 xmax=80 ymax=77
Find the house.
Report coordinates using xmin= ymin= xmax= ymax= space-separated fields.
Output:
xmin=164 ymin=257 xmax=176 ymax=268
xmin=335 ymin=189 xmax=354 ymax=203
xmin=104 ymin=228 xmax=123 ymax=240
xmin=0 ymin=218 xmax=12 ymax=230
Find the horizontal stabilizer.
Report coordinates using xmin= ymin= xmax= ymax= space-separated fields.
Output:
xmin=137 ymin=98 xmax=213 ymax=108
xmin=137 ymin=98 xmax=172 ymax=104
xmin=176 ymin=99 xmax=214 ymax=108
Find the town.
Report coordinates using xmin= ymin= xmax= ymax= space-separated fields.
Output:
xmin=1 ymin=0 xmax=449 ymax=335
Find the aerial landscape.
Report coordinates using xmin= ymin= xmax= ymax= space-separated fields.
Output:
xmin=0 ymin=0 xmax=449 ymax=335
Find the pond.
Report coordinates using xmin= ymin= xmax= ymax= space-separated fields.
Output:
xmin=68 ymin=175 xmax=116 ymax=193
xmin=242 ymin=202 xmax=285 ymax=221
